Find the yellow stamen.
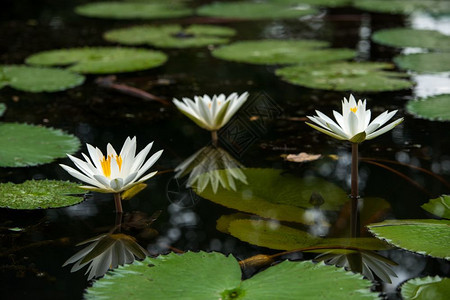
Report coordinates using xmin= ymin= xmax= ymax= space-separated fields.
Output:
xmin=208 ymin=101 xmax=221 ymax=109
xmin=350 ymin=106 xmax=358 ymax=113
xmin=100 ymin=155 xmax=122 ymax=178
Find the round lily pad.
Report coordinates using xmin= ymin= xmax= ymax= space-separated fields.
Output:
xmin=406 ymin=94 xmax=450 ymax=121
xmin=197 ymin=2 xmax=319 ymax=20
xmin=104 ymin=24 xmax=236 ymax=48
xmin=0 ymin=180 xmax=84 ymax=209
xmin=25 ymin=47 xmax=168 ymax=74
xmin=0 ymin=103 xmax=5 ymax=117
xmin=75 ymin=2 xmax=192 ymax=20
xmin=212 ymin=40 xmax=355 ymax=65
xmin=422 ymin=195 xmax=450 ymax=219
xmin=354 ymin=0 xmax=450 ymax=15
xmin=372 ymin=28 xmax=450 ymax=51
xmin=86 ymin=251 xmax=379 ymax=299
xmin=276 ymin=62 xmax=413 ymax=92
xmin=401 ymin=276 xmax=450 ymax=300
xmin=367 ymin=219 xmax=450 ymax=260
xmin=0 ymin=122 xmax=80 ymax=167
xmin=394 ymin=53 xmax=450 ymax=73
xmin=0 ymin=65 xmax=84 ymax=92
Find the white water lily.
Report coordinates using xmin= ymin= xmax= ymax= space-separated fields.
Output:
xmin=60 ymin=137 xmax=163 ymax=193
xmin=306 ymin=94 xmax=403 ymax=143
xmin=173 ymin=92 xmax=249 ymax=131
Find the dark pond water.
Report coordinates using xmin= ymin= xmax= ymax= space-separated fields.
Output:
xmin=1 ymin=0 xmax=449 ymax=299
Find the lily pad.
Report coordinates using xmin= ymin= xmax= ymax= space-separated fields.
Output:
xmin=0 ymin=103 xmax=5 ymax=117
xmin=196 ymin=168 xmax=349 ymax=224
xmin=0 ymin=122 xmax=80 ymax=167
xmin=197 ymin=2 xmax=319 ymax=20
xmin=86 ymin=251 xmax=379 ymax=299
xmin=104 ymin=24 xmax=236 ymax=48
xmin=372 ymin=28 xmax=450 ymax=51
xmin=0 ymin=65 xmax=84 ymax=92
xmin=75 ymin=2 xmax=192 ymax=20
xmin=0 ymin=180 xmax=84 ymax=209
xmin=422 ymin=195 xmax=450 ymax=219
xmin=394 ymin=53 xmax=450 ymax=73
xmin=26 ymin=47 xmax=167 ymax=74
xmin=275 ymin=62 xmax=413 ymax=92
xmin=354 ymin=0 xmax=450 ymax=15
xmin=367 ymin=219 xmax=450 ymax=260
xmin=274 ymin=0 xmax=351 ymax=7
xmin=406 ymin=94 xmax=450 ymax=121
xmin=218 ymin=214 xmax=390 ymax=251
xmin=401 ymin=276 xmax=450 ymax=300
xmin=212 ymin=40 xmax=356 ymax=65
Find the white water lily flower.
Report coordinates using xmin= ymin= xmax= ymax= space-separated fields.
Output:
xmin=173 ymin=92 xmax=249 ymax=131
xmin=306 ymin=94 xmax=404 ymax=143
xmin=60 ymin=137 xmax=163 ymax=193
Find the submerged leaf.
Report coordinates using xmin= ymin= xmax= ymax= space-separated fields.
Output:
xmin=212 ymin=40 xmax=355 ymax=65
xmin=394 ymin=53 xmax=450 ymax=73
xmin=276 ymin=62 xmax=413 ymax=92
xmin=367 ymin=219 xmax=450 ymax=260
xmin=421 ymin=195 xmax=450 ymax=219
xmin=0 ymin=122 xmax=80 ymax=167
xmin=0 ymin=65 xmax=84 ymax=92
xmin=372 ymin=28 xmax=450 ymax=51
xmin=401 ymin=276 xmax=450 ymax=300
xmin=406 ymin=94 xmax=450 ymax=121
xmin=86 ymin=251 xmax=379 ymax=299
xmin=0 ymin=180 xmax=84 ymax=209
xmin=75 ymin=2 xmax=192 ymax=20
xmin=104 ymin=24 xmax=235 ymax=48
xmin=26 ymin=47 xmax=167 ymax=74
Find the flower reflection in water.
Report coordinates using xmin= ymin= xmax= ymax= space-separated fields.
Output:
xmin=175 ymin=145 xmax=247 ymax=193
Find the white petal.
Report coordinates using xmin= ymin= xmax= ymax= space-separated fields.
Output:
xmin=333 ymin=110 xmax=345 ymax=130
xmin=315 ymin=110 xmax=341 ymax=130
xmin=136 ymin=171 xmax=158 ymax=183
xmin=67 ymin=154 xmax=97 ymax=177
xmin=365 ymin=109 xmax=371 ymax=128
xmin=110 ymin=178 xmax=123 ymax=191
xmin=366 ymin=118 xmax=404 ymax=140
xmin=130 ymin=142 xmax=153 ymax=174
xmin=87 ymin=144 xmax=103 ymax=170
xmin=136 ymin=150 xmax=163 ymax=179
xmin=60 ymin=164 xmax=106 ymax=189
xmin=347 ymin=111 xmax=359 ymax=137
xmin=106 ymin=143 xmax=117 ymax=157
xmin=364 ymin=122 xmax=381 ymax=135
xmin=122 ymin=172 xmax=138 ymax=188
xmin=93 ymin=175 xmax=111 ymax=189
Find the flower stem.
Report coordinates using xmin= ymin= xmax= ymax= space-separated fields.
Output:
xmin=211 ymin=130 xmax=218 ymax=147
xmin=113 ymin=192 xmax=123 ymax=213
xmin=350 ymin=143 xmax=360 ymax=238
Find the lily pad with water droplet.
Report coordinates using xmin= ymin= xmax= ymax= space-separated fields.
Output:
xmin=367 ymin=219 xmax=450 ymax=260
xmin=0 ymin=65 xmax=84 ymax=92
xmin=104 ymin=24 xmax=236 ymax=48
xmin=394 ymin=53 xmax=450 ymax=73
xmin=26 ymin=47 xmax=168 ymax=74
xmin=0 ymin=122 xmax=80 ymax=167
xmin=212 ymin=39 xmax=356 ymax=65
xmin=0 ymin=103 xmax=5 ymax=117
xmin=86 ymin=251 xmax=379 ymax=299
xmin=354 ymin=0 xmax=450 ymax=15
xmin=197 ymin=2 xmax=319 ymax=20
xmin=276 ymin=62 xmax=413 ymax=92
xmin=401 ymin=276 xmax=450 ymax=300
xmin=195 ymin=168 xmax=349 ymax=224
xmin=422 ymin=195 xmax=450 ymax=219
xmin=75 ymin=2 xmax=192 ymax=20
xmin=406 ymin=94 xmax=450 ymax=121
xmin=0 ymin=180 xmax=84 ymax=209
xmin=372 ymin=28 xmax=450 ymax=51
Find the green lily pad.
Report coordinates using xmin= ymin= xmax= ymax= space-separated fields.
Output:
xmin=372 ymin=28 xmax=450 ymax=51
xmin=401 ymin=276 xmax=450 ymax=300
xmin=197 ymin=2 xmax=319 ymax=20
xmin=218 ymin=214 xmax=390 ymax=251
xmin=212 ymin=40 xmax=356 ymax=65
xmin=394 ymin=53 xmax=450 ymax=73
xmin=354 ymin=0 xmax=450 ymax=15
xmin=0 ymin=103 xmax=5 ymax=117
xmin=273 ymin=0 xmax=351 ymax=7
xmin=275 ymin=62 xmax=413 ymax=92
xmin=0 ymin=65 xmax=84 ymax=92
xmin=75 ymin=2 xmax=192 ymax=20
xmin=104 ymin=24 xmax=236 ymax=48
xmin=367 ymin=219 xmax=450 ymax=260
xmin=86 ymin=251 xmax=379 ymax=299
xmin=26 ymin=47 xmax=167 ymax=74
xmin=422 ymin=195 xmax=450 ymax=219
xmin=0 ymin=180 xmax=84 ymax=209
xmin=196 ymin=168 xmax=349 ymax=224
xmin=406 ymin=94 xmax=450 ymax=121
xmin=0 ymin=122 xmax=80 ymax=167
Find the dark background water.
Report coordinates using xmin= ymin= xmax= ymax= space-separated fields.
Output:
xmin=1 ymin=0 xmax=449 ymax=299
